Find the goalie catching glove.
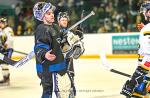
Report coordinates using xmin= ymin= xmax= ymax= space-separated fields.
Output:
xmin=60 ymin=30 xmax=84 ymax=59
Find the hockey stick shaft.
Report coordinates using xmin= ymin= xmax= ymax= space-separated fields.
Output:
xmin=110 ymin=69 xmax=131 ymax=78
xmin=3 ymin=56 xmax=17 ymax=65
xmin=14 ymin=50 xmax=28 ymax=55
xmin=100 ymin=50 xmax=131 ymax=78
xmin=1 ymin=11 xmax=94 ymax=67
xmin=68 ymin=11 xmax=95 ymax=31
xmin=13 ymin=51 xmax=35 ymax=67
xmin=14 ymin=11 xmax=95 ymax=57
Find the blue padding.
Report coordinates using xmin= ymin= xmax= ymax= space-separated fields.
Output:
xmin=49 ymin=60 xmax=66 ymax=72
xmin=36 ymin=63 xmax=43 ymax=73
xmin=34 ymin=43 xmax=50 ymax=52
xmin=7 ymin=48 xmax=13 ymax=58
xmin=36 ymin=61 xmax=67 ymax=73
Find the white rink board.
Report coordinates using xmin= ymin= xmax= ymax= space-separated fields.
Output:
xmin=12 ymin=33 xmax=139 ymax=56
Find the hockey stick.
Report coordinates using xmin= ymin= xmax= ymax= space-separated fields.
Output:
xmin=0 ymin=51 xmax=35 ymax=67
xmin=0 ymin=11 xmax=95 ymax=68
xmin=13 ymin=51 xmax=35 ymax=67
xmin=68 ymin=11 xmax=95 ymax=31
xmin=52 ymin=11 xmax=94 ymax=98
xmin=100 ymin=50 xmax=131 ymax=78
xmin=14 ymin=50 xmax=28 ymax=55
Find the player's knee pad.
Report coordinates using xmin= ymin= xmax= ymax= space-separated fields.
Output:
xmin=54 ymin=73 xmax=71 ymax=98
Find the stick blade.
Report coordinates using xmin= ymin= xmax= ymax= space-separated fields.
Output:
xmin=100 ymin=50 xmax=112 ymax=70
xmin=14 ymin=51 xmax=35 ymax=67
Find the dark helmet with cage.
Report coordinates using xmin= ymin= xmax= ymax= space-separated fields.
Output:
xmin=57 ymin=12 xmax=70 ymax=22
xmin=0 ymin=17 xmax=7 ymax=24
xmin=33 ymin=2 xmax=56 ymax=21
xmin=140 ymin=1 xmax=150 ymax=21
xmin=0 ymin=17 xmax=8 ymax=28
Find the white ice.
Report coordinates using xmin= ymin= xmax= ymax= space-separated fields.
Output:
xmin=0 ymin=58 xmax=138 ymax=98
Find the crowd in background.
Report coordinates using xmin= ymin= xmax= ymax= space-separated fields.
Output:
xmin=0 ymin=0 xmax=145 ymax=35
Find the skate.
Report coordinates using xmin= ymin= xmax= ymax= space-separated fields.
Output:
xmin=0 ymin=75 xmax=10 ymax=86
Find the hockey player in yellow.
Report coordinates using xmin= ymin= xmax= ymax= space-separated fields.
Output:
xmin=0 ymin=17 xmax=14 ymax=85
xmin=121 ymin=1 xmax=150 ymax=98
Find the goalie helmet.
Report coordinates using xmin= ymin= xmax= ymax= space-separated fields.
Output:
xmin=57 ymin=12 xmax=70 ymax=22
xmin=33 ymin=2 xmax=56 ymax=21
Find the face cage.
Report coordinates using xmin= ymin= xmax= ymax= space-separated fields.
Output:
xmin=57 ymin=12 xmax=70 ymax=22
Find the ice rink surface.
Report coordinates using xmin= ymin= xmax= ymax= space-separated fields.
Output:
xmin=0 ymin=58 xmax=138 ymax=98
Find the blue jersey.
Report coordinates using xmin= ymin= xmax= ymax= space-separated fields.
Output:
xmin=34 ymin=23 xmax=67 ymax=73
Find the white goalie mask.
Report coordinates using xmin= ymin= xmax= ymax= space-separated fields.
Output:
xmin=33 ymin=2 xmax=56 ymax=21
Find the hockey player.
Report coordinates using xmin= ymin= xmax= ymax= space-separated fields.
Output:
xmin=0 ymin=17 xmax=14 ymax=85
xmin=120 ymin=1 xmax=150 ymax=98
xmin=57 ymin=11 xmax=84 ymax=97
xmin=57 ymin=12 xmax=84 ymax=59
xmin=33 ymin=2 xmax=72 ymax=98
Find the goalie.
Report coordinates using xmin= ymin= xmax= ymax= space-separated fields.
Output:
xmin=57 ymin=12 xmax=85 ymax=60
xmin=120 ymin=1 xmax=150 ymax=98
xmin=57 ymin=11 xmax=85 ymax=97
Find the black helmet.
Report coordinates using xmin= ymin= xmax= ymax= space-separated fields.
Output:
xmin=0 ymin=17 xmax=7 ymax=23
xmin=57 ymin=12 xmax=70 ymax=22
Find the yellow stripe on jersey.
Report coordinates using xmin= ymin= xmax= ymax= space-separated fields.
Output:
xmin=9 ymin=30 xmax=14 ymax=36
xmin=132 ymin=92 xmax=143 ymax=97
xmin=143 ymin=31 xmax=150 ymax=35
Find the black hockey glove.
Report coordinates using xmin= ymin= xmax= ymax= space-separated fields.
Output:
xmin=60 ymin=29 xmax=68 ymax=44
xmin=0 ymin=46 xmax=6 ymax=53
xmin=74 ymin=27 xmax=83 ymax=39
xmin=120 ymin=66 xmax=148 ymax=97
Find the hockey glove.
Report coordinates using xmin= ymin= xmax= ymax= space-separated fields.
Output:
xmin=137 ymin=23 xmax=145 ymax=31
xmin=120 ymin=66 xmax=149 ymax=97
xmin=74 ymin=27 xmax=83 ymax=39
